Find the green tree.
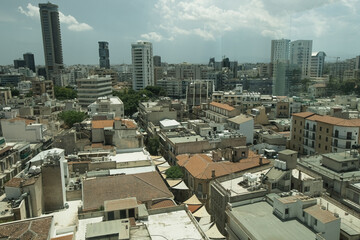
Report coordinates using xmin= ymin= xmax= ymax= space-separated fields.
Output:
xmin=55 ymin=86 xmax=77 ymax=100
xmin=11 ymin=88 xmax=20 ymax=96
xmin=146 ymin=136 xmax=160 ymax=155
xmin=59 ymin=111 xmax=86 ymax=128
xmin=25 ymin=90 xmax=33 ymax=98
xmin=145 ymin=86 xmax=166 ymax=96
xmin=165 ymin=166 xmax=184 ymax=179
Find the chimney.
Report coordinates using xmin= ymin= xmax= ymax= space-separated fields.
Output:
xmin=211 ymin=170 xmax=216 ymax=178
xmin=259 ymin=157 xmax=263 ymax=165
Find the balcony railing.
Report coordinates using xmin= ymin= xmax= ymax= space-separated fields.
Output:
xmin=332 ymin=134 xmax=356 ymax=140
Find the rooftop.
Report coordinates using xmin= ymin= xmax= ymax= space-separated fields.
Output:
xmin=169 ymin=135 xmax=206 ymax=144
xmin=229 ymin=201 xmax=316 ymax=240
xmin=146 ymin=208 xmax=204 ymax=240
xmin=109 ymin=149 xmax=151 ymax=163
xmin=227 ymin=114 xmax=253 ymax=124
xmin=86 ymin=219 xmax=130 ymax=240
xmin=210 ymin=101 xmax=235 ymax=111
xmin=82 ymin=171 xmax=173 ymax=211
xmin=104 ymin=197 xmax=138 ymax=212
xmin=304 ymin=205 xmax=338 ymax=223
xmin=0 ymin=216 xmax=53 ymax=240
xmin=177 ymin=151 xmax=270 ymax=180
xmin=92 ymin=119 xmax=114 ymax=129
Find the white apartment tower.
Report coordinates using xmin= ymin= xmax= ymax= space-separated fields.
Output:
xmin=290 ymin=40 xmax=313 ymax=79
xmin=131 ymin=41 xmax=154 ymax=91
xmin=271 ymin=39 xmax=290 ymax=63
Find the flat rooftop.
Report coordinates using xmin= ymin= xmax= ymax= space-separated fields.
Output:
xmin=323 ymin=151 xmax=358 ymax=162
xmin=109 ymin=150 xmax=150 ymax=163
xmin=146 ymin=209 xmax=203 ymax=240
xmin=230 ymin=201 xmax=316 ymax=240
xmin=169 ymin=135 xmax=205 ymax=144
xmin=220 ymin=169 xmax=269 ymax=196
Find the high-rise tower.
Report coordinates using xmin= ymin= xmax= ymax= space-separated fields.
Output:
xmin=271 ymin=39 xmax=290 ymax=63
xmin=39 ymin=2 xmax=64 ymax=85
xmin=131 ymin=41 xmax=154 ymax=91
xmin=290 ymin=40 xmax=312 ymax=79
xmin=98 ymin=41 xmax=110 ymax=69
xmin=23 ymin=53 xmax=36 ymax=72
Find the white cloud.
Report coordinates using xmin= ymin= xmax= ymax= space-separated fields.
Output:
xmin=140 ymin=32 xmax=163 ymax=42
xmin=150 ymin=0 xmax=357 ymax=41
xmin=18 ymin=3 xmax=93 ymax=32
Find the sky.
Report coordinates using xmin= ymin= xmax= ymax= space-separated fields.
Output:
xmin=1 ymin=0 xmax=360 ymax=66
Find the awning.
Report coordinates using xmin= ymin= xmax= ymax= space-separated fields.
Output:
xmin=184 ymin=194 xmax=202 ymax=205
xmin=171 ymin=181 xmax=189 ymax=190
xmin=166 ymin=179 xmax=182 ymax=187
xmin=205 ymin=223 xmax=226 ymax=239
xmin=193 ymin=205 xmax=210 ymax=218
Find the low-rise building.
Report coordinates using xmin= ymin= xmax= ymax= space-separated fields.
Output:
xmin=88 ymin=96 xmax=124 ymax=119
xmin=227 ymin=114 xmax=254 ymax=144
xmin=204 ymin=101 xmax=240 ymax=123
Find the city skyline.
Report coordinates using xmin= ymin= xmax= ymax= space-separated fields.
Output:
xmin=1 ymin=0 xmax=360 ymax=65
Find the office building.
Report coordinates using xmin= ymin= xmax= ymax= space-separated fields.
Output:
xmin=271 ymin=39 xmax=290 ymax=63
xmin=23 ymin=53 xmax=36 ymax=72
xmin=98 ymin=41 xmax=110 ymax=69
xmin=131 ymin=41 xmax=154 ymax=91
xmin=310 ymin=51 xmax=326 ymax=78
xmin=39 ymin=2 xmax=64 ymax=85
xmin=13 ymin=59 xmax=26 ymax=69
xmin=77 ymin=75 xmax=112 ymax=107
xmin=290 ymin=40 xmax=312 ymax=79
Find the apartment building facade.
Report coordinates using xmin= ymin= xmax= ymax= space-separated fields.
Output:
xmin=290 ymin=112 xmax=360 ymax=155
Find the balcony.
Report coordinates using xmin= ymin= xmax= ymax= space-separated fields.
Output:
xmin=331 ymin=142 xmax=351 ymax=150
xmin=332 ymin=134 xmax=356 ymax=140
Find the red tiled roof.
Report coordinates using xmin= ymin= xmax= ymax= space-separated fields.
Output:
xmin=92 ymin=120 xmax=114 ymax=129
xmin=51 ymin=234 xmax=74 ymax=240
xmin=150 ymin=199 xmax=176 ymax=209
xmin=210 ymin=101 xmax=235 ymax=111
xmin=6 ymin=117 xmax=36 ymax=126
xmin=292 ymin=112 xmax=315 ymax=118
xmin=176 ymin=151 xmax=270 ymax=180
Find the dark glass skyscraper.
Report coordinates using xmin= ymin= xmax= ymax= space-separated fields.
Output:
xmin=99 ymin=41 xmax=110 ymax=69
xmin=39 ymin=2 xmax=64 ymax=85
xmin=23 ymin=53 xmax=36 ymax=72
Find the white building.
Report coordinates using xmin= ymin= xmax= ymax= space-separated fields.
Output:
xmin=290 ymin=40 xmax=313 ymax=79
xmin=227 ymin=114 xmax=254 ymax=144
xmin=88 ymin=96 xmax=124 ymax=119
xmin=1 ymin=118 xmax=45 ymax=143
xmin=311 ymin=52 xmax=326 ymax=78
xmin=131 ymin=41 xmax=154 ymax=91
xmin=77 ymin=75 xmax=112 ymax=107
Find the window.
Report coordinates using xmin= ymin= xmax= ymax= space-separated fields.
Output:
xmin=325 ymin=146 xmax=328 ymax=151
xmin=320 ymin=127 xmax=322 ymax=131
xmin=334 ymin=139 xmax=338 ymax=147
xmin=304 ymin=186 xmax=310 ymax=192
xmin=347 ymin=132 xmax=352 ymax=140
xmin=107 ymin=211 xmax=115 ymax=220
xmin=346 ymin=141 xmax=351 ymax=149
xmin=294 ymin=128 xmax=296 ymax=132
xmin=295 ymin=120 xmax=297 ymax=124
xmin=300 ymin=121 xmax=302 ymax=126
xmin=314 ymin=219 xmax=318 ymax=226
xmin=335 ymin=130 xmax=339 ymax=138
xmin=319 ymin=135 xmax=321 ymax=140
xmin=300 ymin=129 xmax=302 ymax=133
xmin=342 ymin=163 xmax=348 ymax=167
xmin=318 ymin=143 xmax=321 ymax=148
xmin=120 ymin=210 xmax=126 ymax=219
xmin=326 ymin=137 xmax=328 ymax=142
xmin=303 ymin=212 xmax=306 ymax=218
xmin=285 ymin=208 xmax=289 ymax=214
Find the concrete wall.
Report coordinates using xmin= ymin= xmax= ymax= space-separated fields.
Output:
xmin=89 ymin=161 xmax=116 ymax=171
xmin=1 ymin=121 xmax=43 ymax=143
xmin=66 ymin=190 xmax=82 ymax=201
xmin=13 ymin=199 xmax=26 ymax=220
xmin=112 ymin=129 xmax=143 ymax=149
xmin=42 ymin=164 xmax=64 ymax=212
xmin=23 ymin=176 xmax=43 ymax=217
xmin=92 ymin=128 xmax=105 ymax=143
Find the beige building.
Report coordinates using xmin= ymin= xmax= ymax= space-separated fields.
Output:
xmin=31 ymin=79 xmax=54 ymax=99
xmin=290 ymin=112 xmax=360 ymax=155
xmin=204 ymin=101 xmax=240 ymax=123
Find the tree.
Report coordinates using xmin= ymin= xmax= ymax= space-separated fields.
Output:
xmin=145 ymin=86 xmax=166 ymax=96
xmin=146 ymin=136 xmax=160 ymax=155
xmin=11 ymin=88 xmax=20 ymax=96
xmin=25 ymin=90 xmax=33 ymax=98
xmin=55 ymin=86 xmax=77 ymax=100
xmin=59 ymin=111 xmax=86 ymax=128
xmin=165 ymin=166 xmax=184 ymax=179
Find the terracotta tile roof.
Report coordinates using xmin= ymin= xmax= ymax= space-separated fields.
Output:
xmin=0 ymin=216 xmax=53 ymax=240
xmin=307 ymin=114 xmax=360 ymax=127
xmin=4 ymin=117 xmax=36 ymax=126
xmin=187 ymin=204 xmax=202 ymax=213
xmin=292 ymin=112 xmax=315 ymax=118
xmin=176 ymin=151 xmax=270 ymax=180
xmin=82 ymin=171 xmax=173 ymax=211
xmin=304 ymin=205 xmax=338 ymax=223
xmin=4 ymin=177 xmax=22 ymax=188
xmin=210 ymin=101 xmax=235 ymax=111
xmin=121 ymin=119 xmax=137 ymax=129
xmin=92 ymin=120 xmax=114 ymax=129
xmin=0 ymin=146 xmax=13 ymax=155
xmin=51 ymin=234 xmax=74 ymax=240
xmin=150 ymin=199 xmax=176 ymax=209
